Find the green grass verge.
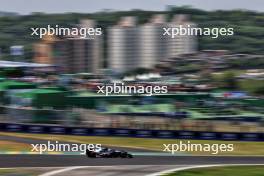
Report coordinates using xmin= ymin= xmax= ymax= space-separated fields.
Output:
xmin=0 ymin=140 xmax=30 ymax=151
xmin=0 ymin=132 xmax=264 ymax=155
xmin=166 ymin=166 xmax=264 ymax=176
xmin=0 ymin=169 xmax=39 ymax=176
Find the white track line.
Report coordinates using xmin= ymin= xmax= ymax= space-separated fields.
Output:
xmin=145 ymin=164 xmax=264 ymax=176
xmin=38 ymin=166 xmax=86 ymax=176
xmin=38 ymin=166 xmax=111 ymax=176
xmin=2 ymin=164 xmax=263 ymax=176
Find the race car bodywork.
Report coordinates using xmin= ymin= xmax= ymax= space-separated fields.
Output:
xmin=86 ymin=147 xmax=133 ymax=158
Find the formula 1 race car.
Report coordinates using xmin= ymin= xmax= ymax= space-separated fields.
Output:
xmin=86 ymin=147 xmax=133 ymax=158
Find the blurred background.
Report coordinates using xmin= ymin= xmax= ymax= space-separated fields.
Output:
xmin=0 ymin=0 xmax=263 ymax=134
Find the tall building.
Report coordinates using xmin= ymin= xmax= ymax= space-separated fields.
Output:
xmin=33 ymin=35 xmax=62 ymax=65
xmin=139 ymin=15 xmax=169 ymax=68
xmin=78 ymin=19 xmax=102 ymax=74
xmin=34 ymin=19 xmax=102 ymax=74
xmin=108 ymin=17 xmax=140 ymax=73
xmin=167 ymin=15 xmax=197 ymax=57
xmin=108 ymin=14 xmax=197 ymax=73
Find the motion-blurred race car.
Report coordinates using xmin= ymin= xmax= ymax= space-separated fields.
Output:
xmin=86 ymin=147 xmax=133 ymax=158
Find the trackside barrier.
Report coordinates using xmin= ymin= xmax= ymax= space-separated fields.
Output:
xmin=0 ymin=123 xmax=263 ymax=141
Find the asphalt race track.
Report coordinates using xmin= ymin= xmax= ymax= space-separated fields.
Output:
xmin=1 ymin=134 xmax=264 ymax=167
xmin=1 ymin=155 xmax=264 ymax=168
xmin=0 ymin=134 xmax=264 ymax=176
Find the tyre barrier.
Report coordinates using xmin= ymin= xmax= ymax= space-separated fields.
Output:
xmin=0 ymin=122 xmax=263 ymax=141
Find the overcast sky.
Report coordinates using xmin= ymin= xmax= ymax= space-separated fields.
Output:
xmin=0 ymin=0 xmax=263 ymax=15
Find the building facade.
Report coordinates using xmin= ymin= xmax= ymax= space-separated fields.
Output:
xmin=167 ymin=15 xmax=197 ymax=57
xmin=108 ymin=14 xmax=197 ymax=73
xmin=139 ymin=15 xmax=169 ymax=68
xmin=34 ymin=19 xmax=102 ymax=74
xmin=108 ymin=17 xmax=140 ymax=73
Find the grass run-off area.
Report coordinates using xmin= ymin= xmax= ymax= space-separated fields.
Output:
xmin=166 ymin=166 xmax=264 ymax=176
xmin=0 ymin=132 xmax=264 ymax=155
xmin=0 ymin=168 xmax=41 ymax=176
xmin=0 ymin=140 xmax=30 ymax=151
